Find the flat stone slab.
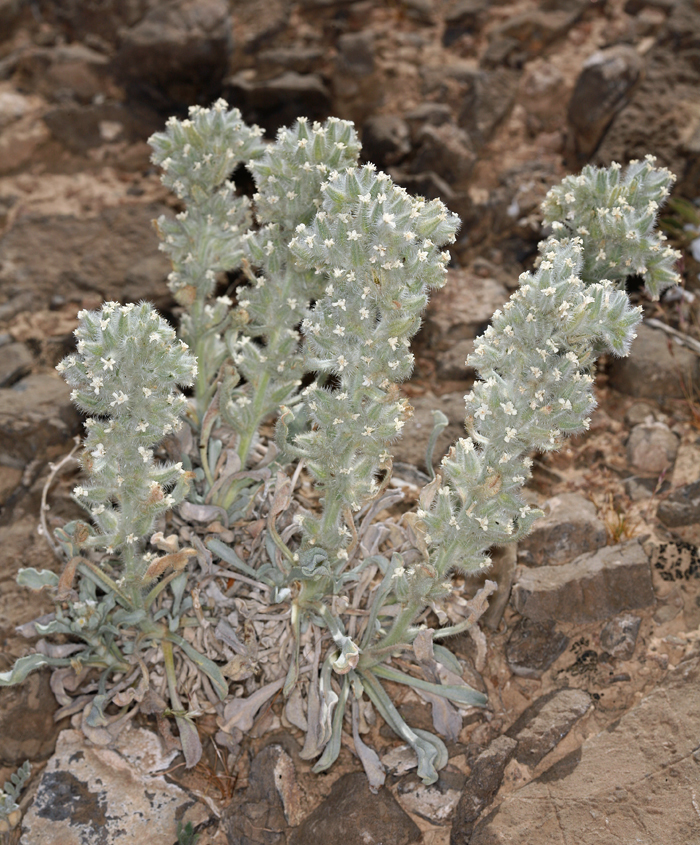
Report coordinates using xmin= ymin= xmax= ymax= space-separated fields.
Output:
xmin=469 ymin=654 xmax=700 ymax=844
xmin=21 ymin=727 xmax=210 ymax=844
xmin=517 ymin=492 xmax=607 ymax=567
xmin=512 ymin=541 xmax=655 ymax=624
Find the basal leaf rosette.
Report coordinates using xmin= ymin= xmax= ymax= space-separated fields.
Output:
xmin=57 ymin=302 xmax=197 ymax=554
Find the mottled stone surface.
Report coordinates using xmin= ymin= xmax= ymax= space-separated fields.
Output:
xmin=512 ymin=541 xmax=655 ymax=624
xmin=21 ymin=728 xmax=210 ymax=844
xmin=469 ymin=655 xmax=700 ymax=844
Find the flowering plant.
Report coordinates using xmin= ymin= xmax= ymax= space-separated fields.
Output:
xmin=1 ymin=101 xmax=679 ymax=787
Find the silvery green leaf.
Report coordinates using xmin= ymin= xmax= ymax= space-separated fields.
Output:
xmin=312 ymin=676 xmax=350 ymax=774
xmin=373 ymin=664 xmax=487 ymax=707
xmin=175 ymin=715 xmax=203 ymax=769
xmin=16 ymin=568 xmax=59 ymax=590
xmin=0 ymin=654 xmax=50 ymax=686
xmin=220 ymin=678 xmax=285 ymax=733
xmin=352 ymin=698 xmax=385 ymax=792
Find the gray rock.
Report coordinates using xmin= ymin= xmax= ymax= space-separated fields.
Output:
xmin=410 ymin=122 xmax=476 ymax=183
xmin=0 ymin=204 xmax=174 ymax=308
xmin=396 ymin=771 xmax=465 ymax=824
xmin=114 ymin=0 xmax=232 ymax=107
xmin=256 ymin=46 xmax=324 ymax=75
xmin=400 ymin=0 xmax=435 ymax=24
xmin=42 ymin=102 xmax=139 ymax=153
xmin=443 ymin=0 xmax=490 ymax=46
xmin=458 ymin=67 xmax=521 ymax=150
xmin=506 ymin=617 xmax=569 ymax=679
xmin=0 ymin=670 xmax=62 ymax=764
xmin=482 ymin=7 xmax=584 ymax=68
xmin=450 ymin=736 xmax=518 ymax=845
xmin=0 ymin=373 xmax=80 ymax=467
xmin=600 ymin=613 xmax=641 ymax=660
xmin=424 ymin=270 xmax=509 ymax=347
xmin=21 ymin=727 xmax=210 ymax=844
xmin=0 ymin=341 xmax=32 ymax=387
xmin=391 ymin=390 xmax=467 ymax=471
xmin=225 ymin=71 xmax=331 ymax=132
xmin=657 ymin=479 xmax=700 ymax=527
xmin=223 ymin=745 xmax=296 ymax=844
xmin=469 ymin=655 xmax=700 ymax=844
xmin=404 ymin=102 xmax=453 ymax=134
xmin=624 ymin=400 xmax=658 ymax=427
xmin=288 ymin=772 xmax=422 ymax=845
xmin=566 ymin=45 xmax=644 ymax=163
xmin=517 ymin=492 xmax=607 ymax=567
xmin=361 ymin=114 xmax=411 ymax=167
xmin=623 ymin=475 xmax=658 ymax=501
xmin=511 ymin=541 xmax=656 ymax=625
xmin=626 ymin=421 xmax=679 ymax=475
xmin=506 ymin=689 xmax=591 ymax=767
xmin=436 ymin=338 xmax=476 ymax=381
xmin=13 ymin=43 xmax=111 ymax=105
xmin=337 ymin=31 xmax=376 ymax=78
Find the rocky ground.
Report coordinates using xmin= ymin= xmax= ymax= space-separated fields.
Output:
xmin=0 ymin=0 xmax=699 ymax=843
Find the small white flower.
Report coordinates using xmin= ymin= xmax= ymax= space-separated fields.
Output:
xmin=501 ymin=401 xmax=517 ymax=416
xmin=91 ymin=443 xmax=106 ymax=458
xmin=475 ymin=404 xmax=491 ymax=421
xmin=92 ymin=504 xmax=105 ymax=515
xmin=126 ymin=534 xmax=136 ymax=544
xmin=73 ymin=486 xmax=88 ymax=497
xmin=337 ymin=355 xmax=348 ymax=371
xmin=101 ymin=356 xmax=115 ymax=371
xmin=110 ymin=391 xmax=128 ymax=406
xmin=476 ymin=517 xmax=489 ymax=531
xmin=505 ymin=427 xmax=517 ymax=443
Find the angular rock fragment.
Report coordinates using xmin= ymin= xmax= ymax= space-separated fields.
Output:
xmin=424 ymin=270 xmax=509 ymax=346
xmin=0 ymin=341 xmax=32 ymax=387
xmin=517 ymin=492 xmax=606 ymax=567
xmin=223 ymin=744 xmax=298 ymax=844
xmin=361 ymin=114 xmax=411 ymax=167
xmin=657 ymin=480 xmax=700 ymax=527
xmin=505 ymin=688 xmax=591 ymax=767
xmin=506 ymin=617 xmax=569 ymax=678
xmin=225 ymin=71 xmax=331 ymax=132
xmin=470 ymin=655 xmax=700 ymax=844
xmin=608 ymin=324 xmax=700 ymax=401
xmin=450 ymin=736 xmax=518 ymax=845
xmin=626 ymin=421 xmax=679 ymax=475
xmin=288 ymin=772 xmax=421 ymax=845
xmin=600 ymin=613 xmax=641 ymax=660
xmin=512 ymin=541 xmax=655 ymax=624
xmin=0 ymin=373 xmax=80 ymax=466
xmin=566 ymin=44 xmax=643 ymax=163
